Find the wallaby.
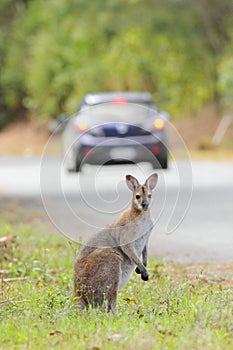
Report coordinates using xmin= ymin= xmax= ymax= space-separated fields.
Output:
xmin=73 ymin=173 xmax=158 ymax=312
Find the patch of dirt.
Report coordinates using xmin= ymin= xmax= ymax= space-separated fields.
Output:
xmin=173 ymin=104 xmax=233 ymax=152
xmin=0 ymin=121 xmax=50 ymax=155
xmin=0 ymin=120 xmax=63 ymax=156
xmin=173 ymin=115 xmax=219 ymax=150
xmin=158 ymin=261 xmax=233 ymax=287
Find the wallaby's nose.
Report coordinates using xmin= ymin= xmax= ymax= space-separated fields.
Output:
xmin=142 ymin=202 xmax=149 ymax=210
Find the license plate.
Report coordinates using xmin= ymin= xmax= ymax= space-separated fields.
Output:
xmin=110 ymin=147 xmax=136 ymax=160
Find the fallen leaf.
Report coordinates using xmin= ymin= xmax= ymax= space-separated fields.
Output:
xmin=49 ymin=330 xmax=63 ymax=336
xmin=123 ymin=297 xmax=136 ymax=303
xmin=157 ymin=327 xmax=176 ymax=337
xmin=107 ymin=333 xmax=124 ymax=342
xmin=0 ymin=234 xmax=17 ymax=248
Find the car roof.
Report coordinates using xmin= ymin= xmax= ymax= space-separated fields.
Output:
xmin=82 ymin=92 xmax=154 ymax=106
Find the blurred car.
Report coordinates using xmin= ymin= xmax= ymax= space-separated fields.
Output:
xmin=62 ymin=92 xmax=169 ymax=172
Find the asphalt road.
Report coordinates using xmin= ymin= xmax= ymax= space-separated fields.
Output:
xmin=0 ymin=156 xmax=233 ymax=262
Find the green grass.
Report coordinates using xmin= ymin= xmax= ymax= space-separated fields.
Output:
xmin=0 ymin=222 xmax=232 ymax=350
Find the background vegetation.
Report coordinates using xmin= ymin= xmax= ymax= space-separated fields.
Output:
xmin=0 ymin=0 xmax=233 ymax=127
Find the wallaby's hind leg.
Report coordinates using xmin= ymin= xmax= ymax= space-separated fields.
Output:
xmin=74 ymin=247 xmax=121 ymax=311
xmin=107 ymin=289 xmax=118 ymax=312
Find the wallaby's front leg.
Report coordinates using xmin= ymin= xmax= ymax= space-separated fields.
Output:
xmin=121 ymin=243 xmax=149 ymax=281
xmin=142 ymin=244 xmax=148 ymax=267
xmin=135 ymin=244 xmax=148 ymax=274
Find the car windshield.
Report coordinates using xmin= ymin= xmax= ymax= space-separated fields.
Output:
xmin=78 ymin=102 xmax=156 ymax=124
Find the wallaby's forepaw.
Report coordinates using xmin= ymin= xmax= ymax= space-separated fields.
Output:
xmin=141 ymin=271 xmax=149 ymax=281
xmin=135 ymin=267 xmax=141 ymax=274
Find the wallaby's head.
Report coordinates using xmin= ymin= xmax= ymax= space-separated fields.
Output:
xmin=126 ymin=173 xmax=158 ymax=212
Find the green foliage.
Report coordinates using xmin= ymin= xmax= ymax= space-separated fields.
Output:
xmin=0 ymin=222 xmax=233 ymax=349
xmin=0 ymin=0 xmax=233 ymax=123
xmin=218 ymin=54 xmax=233 ymax=110
xmin=0 ymin=0 xmax=27 ymax=127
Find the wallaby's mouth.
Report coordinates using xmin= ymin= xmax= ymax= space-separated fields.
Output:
xmin=133 ymin=202 xmax=149 ymax=212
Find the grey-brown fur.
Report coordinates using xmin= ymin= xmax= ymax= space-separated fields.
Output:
xmin=73 ymin=173 xmax=158 ymax=311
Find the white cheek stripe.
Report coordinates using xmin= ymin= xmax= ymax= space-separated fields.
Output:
xmin=134 ymin=200 xmax=143 ymax=210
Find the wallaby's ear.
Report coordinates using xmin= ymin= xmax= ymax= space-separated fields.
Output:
xmin=145 ymin=173 xmax=158 ymax=191
xmin=126 ymin=175 xmax=140 ymax=191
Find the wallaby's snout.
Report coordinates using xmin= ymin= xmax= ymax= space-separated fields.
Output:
xmin=136 ymin=189 xmax=151 ymax=211
xmin=141 ymin=200 xmax=149 ymax=211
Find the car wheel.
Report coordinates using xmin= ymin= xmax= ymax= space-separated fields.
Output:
xmin=65 ymin=149 xmax=82 ymax=172
xmin=75 ymin=160 xmax=82 ymax=172
xmin=66 ymin=162 xmax=81 ymax=172
xmin=158 ymin=155 xmax=168 ymax=169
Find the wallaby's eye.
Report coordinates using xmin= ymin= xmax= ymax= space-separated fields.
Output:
xmin=136 ymin=194 xmax=141 ymax=200
xmin=148 ymin=194 xmax=152 ymax=199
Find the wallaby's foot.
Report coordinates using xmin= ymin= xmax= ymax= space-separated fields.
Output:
xmin=134 ymin=267 xmax=149 ymax=281
xmin=135 ymin=265 xmax=148 ymax=275
xmin=106 ymin=290 xmax=118 ymax=313
xmin=107 ymin=301 xmax=117 ymax=313
xmin=141 ymin=270 xmax=149 ymax=281
xmin=107 ymin=306 xmax=119 ymax=315
xmin=73 ymin=302 xmax=87 ymax=311
xmin=73 ymin=295 xmax=88 ymax=310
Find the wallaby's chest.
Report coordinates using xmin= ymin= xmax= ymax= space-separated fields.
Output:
xmin=133 ymin=214 xmax=153 ymax=253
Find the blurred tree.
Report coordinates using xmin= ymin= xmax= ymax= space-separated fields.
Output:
xmin=0 ymin=0 xmax=28 ymax=127
xmin=188 ymin=0 xmax=233 ymax=109
xmin=0 ymin=0 xmax=232 ymax=124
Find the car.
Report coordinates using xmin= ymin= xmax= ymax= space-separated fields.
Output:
xmin=62 ymin=92 xmax=169 ymax=172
